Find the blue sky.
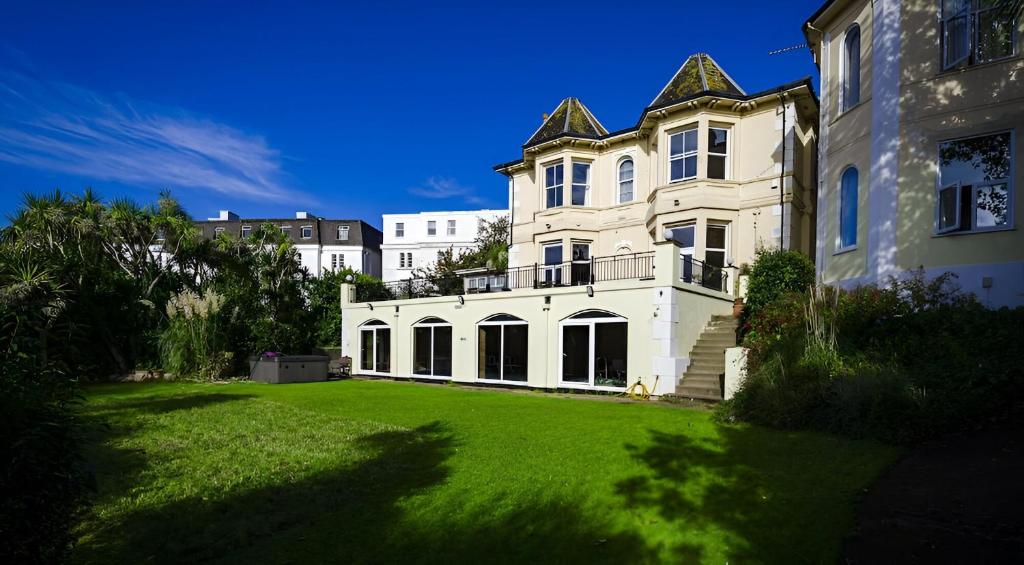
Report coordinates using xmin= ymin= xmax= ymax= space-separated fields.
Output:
xmin=0 ymin=0 xmax=822 ymax=228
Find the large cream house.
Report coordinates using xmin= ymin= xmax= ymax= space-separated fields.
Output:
xmin=339 ymin=54 xmax=820 ymax=400
xmin=805 ymin=0 xmax=1024 ymax=306
xmin=495 ymin=53 xmax=819 ymax=281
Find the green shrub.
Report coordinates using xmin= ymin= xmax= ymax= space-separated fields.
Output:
xmin=742 ymin=248 xmax=815 ymax=323
xmin=727 ymin=272 xmax=1024 ymax=443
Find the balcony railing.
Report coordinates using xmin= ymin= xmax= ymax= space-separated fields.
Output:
xmin=680 ymin=256 xmax=730 ymax=294
xmin=352 ymin=250 xmax=731 ymax=303
xmin=354 ymin=251 xmax=655 ymax=302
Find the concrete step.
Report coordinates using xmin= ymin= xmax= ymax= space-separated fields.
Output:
xmin=695 ymin=338 xmax=737 ymax=347
xmin=675 ymin=386 xmax=723 ymax=401
xmin=687 ymin=361 xmax=725 ymax=372
xmin=684 ymin=368 xmax=724 ymax=376
xmin=691 ymin=345 xmax=732 ymax=355
xmin=681 ymin=376 xmax=721 ymax=389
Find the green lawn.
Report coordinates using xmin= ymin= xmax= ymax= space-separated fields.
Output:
xmin=74 ymin=380 xmax=899 ymax=564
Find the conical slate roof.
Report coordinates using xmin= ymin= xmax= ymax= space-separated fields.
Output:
xmin=525 ymin=97 xmax=608 ymax=147
xmin=650 ymin=53 xmax=745 ymax=108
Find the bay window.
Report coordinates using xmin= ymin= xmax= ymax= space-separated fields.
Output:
xmin=669 ymin=128 xmax=698 ymax=182
xmin=618 ymin=158 xmax=634 ymax=203
xmin=708 ymin=127 xmax=730 ymax=179
xmin=545 ymin=163 xmax=564 ymax=208
xmin=571 ymin=162 xmax=590 ymax=206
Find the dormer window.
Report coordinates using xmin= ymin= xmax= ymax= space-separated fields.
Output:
xmin=669 ymin=128 xmax=698 ymax=182
xmin=337 ymin=225 xmax=349 ymax=241
xmin=301 ymin=225 xmax=313 ymax=239
xmin=214 ymin=227 xmax=225 ymax=236
xmin=545 ymin=163 xmax=564 ymax=208
xmin=241 ymin=225 xmax=252 ymax=238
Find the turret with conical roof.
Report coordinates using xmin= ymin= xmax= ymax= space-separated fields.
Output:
xmin=650 ymin=53 xmax=745 ymax=108
xmin=524 ymin=97 xmax=608 ymax=148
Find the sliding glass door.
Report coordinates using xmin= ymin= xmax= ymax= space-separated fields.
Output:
xmin=359 ymin=320 xmax=391 ymax=374
xmin=478 ymin=314 xmax=528 ymax=382
xmin=412 ymin=317 xmax=452 ymax=378
xmin=560 ymin=311 xmax=628 ymax=389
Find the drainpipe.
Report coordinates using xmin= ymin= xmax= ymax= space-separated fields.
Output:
xmin=777 ymin=91 xmax=787 ymax=251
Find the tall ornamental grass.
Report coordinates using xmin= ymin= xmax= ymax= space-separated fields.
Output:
xmin=159 ymin=289 xmax=232 ymax=380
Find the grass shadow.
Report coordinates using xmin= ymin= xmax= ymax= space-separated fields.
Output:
xmin=615 ymin=426 xmax=891 ymax=562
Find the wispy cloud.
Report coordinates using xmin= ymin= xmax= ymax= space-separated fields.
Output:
xmin=408 ymin=176 xmax=487 ymax=206
xmin=0 ymin=67 xmax=308 ymax=203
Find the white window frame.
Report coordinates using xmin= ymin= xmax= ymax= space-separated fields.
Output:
xmin=935 ymin=130 xmax=1015 ymax=235
xmin=541 ymin=241 xmax=563 ymax=285
xmin=300 ymin=225 xmax=313 ymax=239
xmin=544 ymin=162 xmax=564 ymax=209
xmin=558 ymin=311 xmax=628 ymax=391
xmin=395 ymin=222 xmax=405 ymax=238
xmin=358 ymin=322 xmax=391 ymax=375
xmin=447 ymin=219 xmax=456 ymax=236
xmin=669 ymin=128 xmax=698 ymax=183
xmin=214 ymin=227 xmax=225 ymax=236
xmin=617 ymin=157 xmax=635 ymax=204
xmin=427 ymin=220 xmax=437 ymax=236
xmin=412 ymin=317 xmax=453 ymax=380
xmin=240 ymin=225 xmax=252 ymax=238
xmin=571 ymin=161 xmax=591 ymax=206
xmin=337 ymin=225 xmax=349 ymax=241
xmin=476 ymin=315 xmax=529 ymax=385
xmin=837 ymin=166 xmax=859 ymax=252
xmin=707 ymin=127 xmax=731 ymax=180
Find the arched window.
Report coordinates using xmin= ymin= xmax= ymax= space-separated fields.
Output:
xmin=412 ymin=317 xmax=452 ymax=378
xmin=618 ymin=158 xmax=634 ymax=203
xmin=843 ymin=25 xmax=861 ymax=111
xmin=839 ymin=167 xmax=859 ymax=250
xmin=478 ymin=314 xmax=528 ymax=382
xmin=359 ymin=320 xmax=390 ymax=373
xmin=560 ymin=310 xmax=628 ymax=389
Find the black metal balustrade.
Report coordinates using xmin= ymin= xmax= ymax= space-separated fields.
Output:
xmin=680 ymin=256 xmax=731 ymax=294
xmin=352 ymin=250 xmax=730 ymax=302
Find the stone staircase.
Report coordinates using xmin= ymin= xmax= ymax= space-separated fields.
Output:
xmin=674 ymin=315 xmax=738 ymax=401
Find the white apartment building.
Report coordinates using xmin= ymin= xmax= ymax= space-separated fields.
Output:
xmin=198 ymin=210 xmax=383 ymax=277
xmin=381 ymin=209 xmax=508 ymax=281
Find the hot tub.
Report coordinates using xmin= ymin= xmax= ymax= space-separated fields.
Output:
xmin=249 ymin=355 xmax=329 ymax=384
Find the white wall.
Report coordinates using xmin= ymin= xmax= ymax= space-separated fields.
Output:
xmin=381 ymin=209 xmax=508 ymax=281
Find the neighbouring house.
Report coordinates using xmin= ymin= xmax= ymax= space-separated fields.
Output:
xmin=805 ymin=0 xmax=1024 ymax=307
xmin=381 ymin=209 xmax=508 ymax=281
xmin=197 ymin=210 xmax=383 ymax=277
xmin=340 ymin=53 xmax=820 ymax=399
